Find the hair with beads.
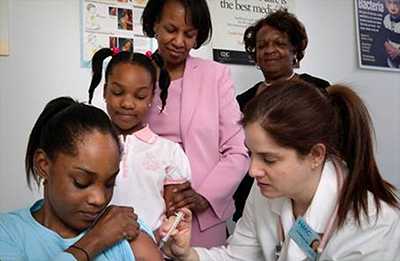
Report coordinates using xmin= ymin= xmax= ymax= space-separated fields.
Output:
xmin=88 ymin=48 xmax=170 ymax=112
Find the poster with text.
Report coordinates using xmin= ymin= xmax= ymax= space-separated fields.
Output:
xmin=355 ymin=0 xmax=400 ymax=72
xmin=209 ymin=0 xmax=292 ymax=65
xmin=81 ymin=0 xmax=153 ymax=67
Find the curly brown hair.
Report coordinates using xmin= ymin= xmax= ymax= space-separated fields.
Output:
xmin=243 ymin=10 xmax=308 ymax=64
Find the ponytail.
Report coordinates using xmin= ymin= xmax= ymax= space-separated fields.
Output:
xmin=329 ymin=85 xmax=399 ymax=227
xmin=241 ymin=80 xmax=398 ymax=229
xmin=88 ymin=48 xmax=171 ymax=112
xmin=152 ymin=50 xmax=171 ymax=112
xmin=25 ymin=96 xmax=121 ymax=189
xmin=88 ymin=48 xmax=113 ymax=104
xmin=25 ymin=97 xmax=75 ymax=188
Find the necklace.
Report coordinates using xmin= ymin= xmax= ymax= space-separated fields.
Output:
xmin=263 ymin=72 xmax=296 ymax=87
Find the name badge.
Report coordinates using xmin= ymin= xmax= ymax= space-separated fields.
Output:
xmin=288 ymin=217 xmax=320 ymax=261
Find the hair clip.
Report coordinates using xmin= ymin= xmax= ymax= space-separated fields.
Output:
xmin=145 ymin=50 xmax=153 ymax=58
xmin=111 ymin=47 xmax=120 ymax=55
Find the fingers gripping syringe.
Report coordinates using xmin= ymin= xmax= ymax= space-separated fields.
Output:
xmin=159 ymin=211 xmax=184 ymax=249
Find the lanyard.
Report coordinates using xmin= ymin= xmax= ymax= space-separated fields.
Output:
xmin=275 ymin=159 xmax=345 ymax=259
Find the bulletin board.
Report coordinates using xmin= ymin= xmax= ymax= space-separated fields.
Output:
xmin=80 ymin=0 xmax=154 ymax=67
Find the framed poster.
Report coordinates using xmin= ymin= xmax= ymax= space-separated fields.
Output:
xmin=80 ymin=0 xmax=153 ymax=67
xmin=208 ymin=0 xmax=292 ymax=65
xmin=0 ymin=0 xmax=9 ymax=56
xmin=355 ymin=0 xmax=400 ymax=72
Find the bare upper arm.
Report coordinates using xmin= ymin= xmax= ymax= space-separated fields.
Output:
xmin=130 ymin=231 xmax=163 ymax=261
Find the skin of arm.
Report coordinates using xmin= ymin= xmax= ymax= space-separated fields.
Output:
xmin=130 ymin=231 xmax=163 ymax=261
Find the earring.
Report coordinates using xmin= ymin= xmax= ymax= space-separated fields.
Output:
xmin=148 ymin=103 xmax=152 ymax=108
xmin=293 ymin=56 xmax=298 ymax=66
xmin=154 ymin=33 xmax=159 ymax=39
xmin=255 ymin=64 xmax=261 ymax=70
xmin=311 ymin=163 xmax=319 ymax=170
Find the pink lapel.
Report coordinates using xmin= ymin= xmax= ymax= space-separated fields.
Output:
xmin=180 ymin=56 xmax=203 ymax=145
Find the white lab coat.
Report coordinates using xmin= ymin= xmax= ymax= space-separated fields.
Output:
xmin=195 ymin=160 xmax=400 ymax=261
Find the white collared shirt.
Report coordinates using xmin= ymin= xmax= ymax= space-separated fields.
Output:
xmin=196 ymin=159 xmax=400 ymax=260
xmin=111 ymin=125 xmax=191 ymax=230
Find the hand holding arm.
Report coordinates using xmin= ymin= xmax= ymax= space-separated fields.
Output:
xmin=65 ymin=205 xmax=140 ymax=259
xmin=165 ymin=182 xmax=209 ymax=216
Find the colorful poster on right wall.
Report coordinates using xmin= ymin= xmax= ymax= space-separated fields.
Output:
xmin=355 ymin=0 xmax=400 ymax=72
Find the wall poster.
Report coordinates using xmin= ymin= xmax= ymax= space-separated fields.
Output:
xmin=208 ymin=0 xmax=292 ymax=65
xmin=80 ymin=0 xmax=153 ymax=68
xmin=355 ymin=0 xmax=400 ymax=72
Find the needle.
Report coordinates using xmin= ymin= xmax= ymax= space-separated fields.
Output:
xmin=158 ymin=211 xmax=184 ymax=249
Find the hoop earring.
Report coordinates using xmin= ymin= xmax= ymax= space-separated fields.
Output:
xmin=255 ymin=64 xmax=261 ymax=70
xmin=154 ymin=33 xmax=159 ymax=39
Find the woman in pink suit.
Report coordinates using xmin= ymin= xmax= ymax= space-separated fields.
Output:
xmin=142 ymin=0 xmax=249 ymax=247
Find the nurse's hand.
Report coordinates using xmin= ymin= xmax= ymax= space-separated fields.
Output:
xmin=160 ymin=208 xmax=199 ymax=261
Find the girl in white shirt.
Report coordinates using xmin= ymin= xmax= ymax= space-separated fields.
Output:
xmin=161 ymin=80 xmax=400 ymax=261
xmin=88 ymin=48 xmax=191 ymax=234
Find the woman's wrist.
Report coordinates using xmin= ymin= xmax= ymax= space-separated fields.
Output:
xmin=65 ymin=244 xmax=91 ymax=261
xmin=179 ymin=247 xmax=199 ymax=261
xmin=71 ymin=235 xmax=102 ymax=260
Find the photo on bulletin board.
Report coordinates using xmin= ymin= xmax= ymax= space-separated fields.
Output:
xmin=208 ymin=0 xmax=293 ymax=65
xmin=80 ymin=0 xmax=154 ymax=68
xmin=119 ymin=37 xmax=134 ymax=52
xmin=0 ymin=0 xmax=9 ymax=56
xmin=355 ymin=0 xmax=400 ymax=72
xmin=117 ymin=8 xmax=133 ymax=31
xmin=133 ymin=0 xmax=148 ymax=8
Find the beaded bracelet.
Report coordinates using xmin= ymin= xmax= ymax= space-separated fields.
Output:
xmin=69 ymin=244 xmax=90 ymax=261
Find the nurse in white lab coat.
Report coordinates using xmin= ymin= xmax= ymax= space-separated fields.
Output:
xmin=160 ymin=80 xmax=400 ymax=261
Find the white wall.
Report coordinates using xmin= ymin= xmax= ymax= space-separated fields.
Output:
xmin=0 ymin=0 xmax=399 ymax=212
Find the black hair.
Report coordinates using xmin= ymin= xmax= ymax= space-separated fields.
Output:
xmin=142 ymin=0 xmax=212 ymax=49
xmin=243 ymin=9 xmax=308 ymax=64
xmin=88 ymin=48 xmax=170 ymax=112
xmin=25 ymin=96 xmax=121 ymax=189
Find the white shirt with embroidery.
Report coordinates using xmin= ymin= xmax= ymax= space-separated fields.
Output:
xmin=111 ymin=125 xmax=191 ymax=230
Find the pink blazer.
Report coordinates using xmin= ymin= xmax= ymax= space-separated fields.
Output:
xmin=149 ymin=56 xmax=249 ymax=232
